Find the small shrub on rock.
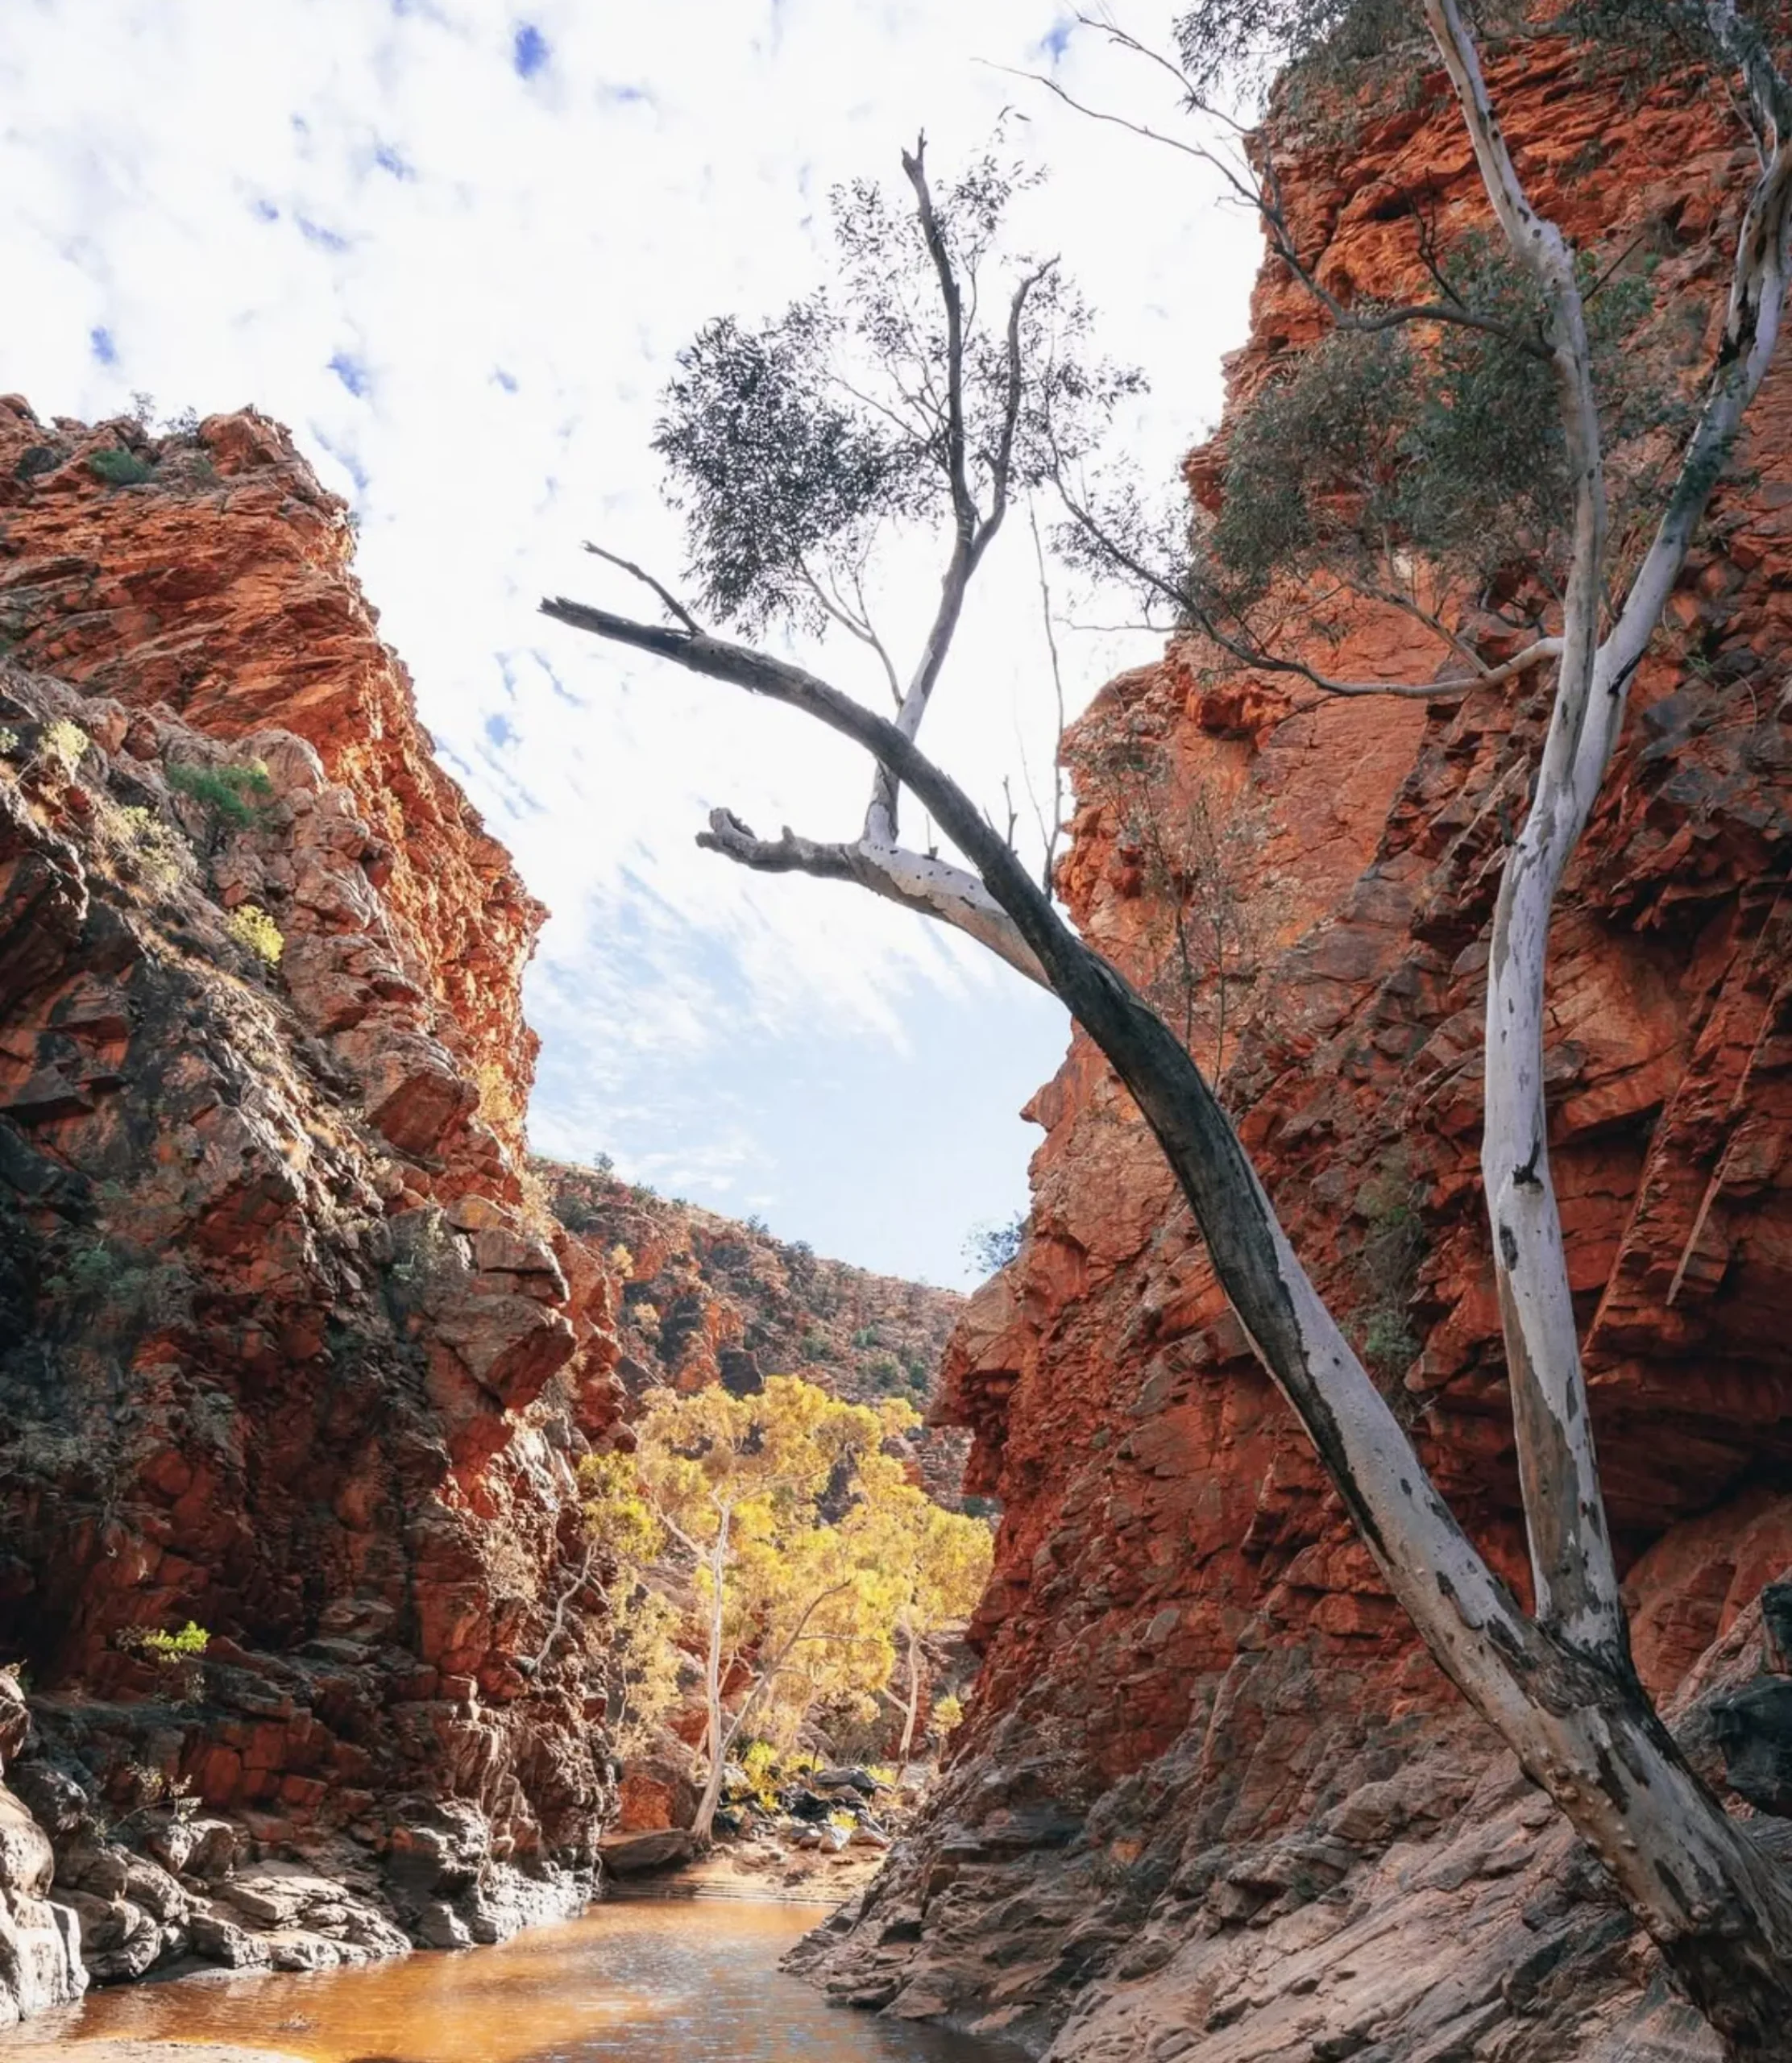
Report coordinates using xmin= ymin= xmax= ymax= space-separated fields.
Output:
xmin=167 ymin=758 xmax=273 ymax=828
xmin=224 ymin=903 xmax=284 ymax=965
xmin=88 ymin=447 xmax=155 ymax=487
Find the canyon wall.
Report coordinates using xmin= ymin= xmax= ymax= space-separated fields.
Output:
xmin=0 ymin=397 xmax=630 ymax=1998
xmin=797 ymin=38 xmax=1792 ymax=2063
xmin=0 ymin=405 xmax=960 ymax=2016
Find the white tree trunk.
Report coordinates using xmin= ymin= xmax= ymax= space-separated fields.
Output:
xmin=896 ymin=1617 xmax=922 ymax=1784
xmin=690 ymin=1509 xmax=732 ymax=1847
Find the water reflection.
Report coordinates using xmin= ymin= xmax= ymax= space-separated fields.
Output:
xmin=39 ymin=1898 xmax=1019 ymax=2063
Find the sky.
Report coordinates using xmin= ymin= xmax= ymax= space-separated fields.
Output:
xmin=0 ymin=0 xmax=1262 ymax=1285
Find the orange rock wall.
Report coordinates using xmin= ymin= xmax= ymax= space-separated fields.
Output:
xmin=953 ymin=20 xmax=1792 ymax=1798
xmin=0 ymin=412 xmax=626 ymax=1903
xmin=0 ymin=399 xmax=539 ymax=1173
xmin=799 ymin=40 xmax=1792 ymax=2057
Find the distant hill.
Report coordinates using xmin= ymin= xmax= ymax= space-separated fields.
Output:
xmin=535 ymin=1159 xmax=972 ymax=1505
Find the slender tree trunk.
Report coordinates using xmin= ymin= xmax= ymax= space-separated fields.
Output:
xmin=896 ymin=1618 xmax=922 ymax=1785
xmin=691 ymin=1510 xmax=732 ymax=1847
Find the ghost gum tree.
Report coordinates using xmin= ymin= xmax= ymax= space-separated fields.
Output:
xmin=589 ymin=1376 xmax=990 ymax=1846
xmin=544 ymin=4 xmax=1792 ymax=2048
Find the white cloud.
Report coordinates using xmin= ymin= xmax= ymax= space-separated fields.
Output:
xmin=0 ymin=0 xmax=1260 ymax=1280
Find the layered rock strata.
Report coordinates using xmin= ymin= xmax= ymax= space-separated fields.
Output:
xmin=0 ymin=406 xmax=627 ymax=2015
xmin=0 ymin=397 xmax=976 ymax=2024
xmin=799 ymin=38 xmax=1792 ymax=2063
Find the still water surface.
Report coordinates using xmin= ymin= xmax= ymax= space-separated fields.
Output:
xmin=48 ymin=1898 xmax=1020 ymax=2063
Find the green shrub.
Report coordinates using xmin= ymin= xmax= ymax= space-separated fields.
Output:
xmin=39 ymin=720 xmax=89 ymax=774
xmin=120 ymin=1621 xmax=209 ymax=1704
xmin=224 ymin=903 xmax=284 ymax=965
xmin=167 ymin=759 xmax=273 ymax=828
xmin=866 ymin=1355 xmax=904 ymax=1393
xmin=1363 ymin=1307 xmax=1421 ymax=1372
xmin=103 ymin=802 xmax=190 ymax=891
xmin=131 ymin=1620 xmax=209 ymax=1661
xmin=88 ymin=447 xmax=155 ymax=487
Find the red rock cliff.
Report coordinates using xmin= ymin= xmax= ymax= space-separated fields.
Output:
xmin=0 ymin=398 xmax=540 ymax=1181
xmin=0 ymin=405 xmax=976 ymax=2015
xmin=0 ymin=405 xmax=630 ymax=1989
xmin=797 ymin=39 xmax=1792 ymax=2062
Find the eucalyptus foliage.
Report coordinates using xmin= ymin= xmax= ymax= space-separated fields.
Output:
xmin=653 ymin=147 xmax=1141 ymax=643
xmin=1172 ymin=0 xmax=1750 ymax=113
xmin=1211 ymin=243 xmax=1677 ymax=607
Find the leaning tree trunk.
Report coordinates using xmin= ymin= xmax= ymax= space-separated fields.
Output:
xmin=541 ymin=5 xmax=1792 ymax=2040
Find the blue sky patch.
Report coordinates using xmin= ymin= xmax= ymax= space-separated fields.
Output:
xmin=89 ymin=325 xmax=117 ymax=366
xmin=311 ymin=426 xmax=369 ymax=493
xmin=329 ymin=351 xmax=370 ymax=397
xmin=493 ymin=367 xmax=519 ymax=392
xmin=297 ymin=215 xmax=349 ymax=251
xmin=1039 ymin=16 xmax=1073 ymax=60
xmin=486 ymin=711 xmax=518 ymax=747
xmin=512 ymin=22 xmax=549 ymax=77
xmin=252 ymin=197 xmax=280 ymax=222
xmin=374 ymin=143 xmax=414 ymax=179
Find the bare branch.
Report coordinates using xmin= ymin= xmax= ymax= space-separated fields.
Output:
xmin=582 ymin=542 xmax=701 ymax=633
xmin=1027 ymin=499 xmax=1070 ymax=895
xmin=902 ymin=137 xmax=974 ymax=547
xmin=693 ymin=804 xmax=1050 ymax=987
xmin=525 ymin=1542 xmax=599 ymax=1675
xmin=1010 ymin=64 xmax=1546 ymax=356
xmin=983 ymin=261 xmax=1056 ymax=542
xmin=1053 ymin=470 xmax=1562 ymax=699
xmin=796 ymin=559 xmax=904 ymax=708
xmin=719 ymin=1579 xmax=857 ymax=1757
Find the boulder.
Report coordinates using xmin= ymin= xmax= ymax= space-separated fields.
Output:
xmin=596 ymin=1828 xmax=695 ymax=1876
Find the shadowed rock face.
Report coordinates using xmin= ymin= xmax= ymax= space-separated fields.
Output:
xmin=0 ymin=402 xmax=631 ymax=1999
xmin=798 ymin=43 xmax=1792 ymax=2063
xmin=0 ymin=398 xmax=977 ymax=2021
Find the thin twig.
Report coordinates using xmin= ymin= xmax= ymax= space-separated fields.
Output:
xmin=583 ymin=544 xmax=701 ymax=634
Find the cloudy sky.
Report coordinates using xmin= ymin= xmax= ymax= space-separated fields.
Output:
xmin=0 ymin=0 xmax=1261 ymax=1285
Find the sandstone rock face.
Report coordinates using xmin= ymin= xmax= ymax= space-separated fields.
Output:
xmin=0 ymin=1680 xmax=84 ymax=2031
xmin=0 ymin=409 xmax=974 ymax=2017
xmin=0 ymin=397 xmax=539 ymax=1173
xmin=802 ymin=44 xmax=1792 ymax=2061
xmin=0 ymin=417 xmax=629 ymax=2006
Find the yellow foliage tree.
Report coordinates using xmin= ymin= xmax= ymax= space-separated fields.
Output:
xmin=581 ymin=1374 xmax=985 ymax=1844
xmin=845 ymin=1454 xmax=993 ymax=1777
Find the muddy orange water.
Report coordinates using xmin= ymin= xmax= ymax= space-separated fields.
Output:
xmin=29 ymin=1898 xmax=1023 ymax=2063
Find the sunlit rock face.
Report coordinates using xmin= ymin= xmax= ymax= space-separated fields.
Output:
xmin=537 ymin=1160 xmax=969 ymax=1505
xmin=0 ymin=396 xmax=541 ymax=1178
xmin=0 ymin=401 xmax=629 ymax=1991
xmin=798 ymin=44 xmax=1792 ymax=2061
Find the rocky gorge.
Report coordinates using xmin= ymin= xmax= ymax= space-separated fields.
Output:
xmin=793 ymin=35 xmax=1792 ymax=2063
xmin=3 ymin=22 xmax=1792 ymax=2063
xmin=0 ymin=395 xmax=960 ymax=2027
